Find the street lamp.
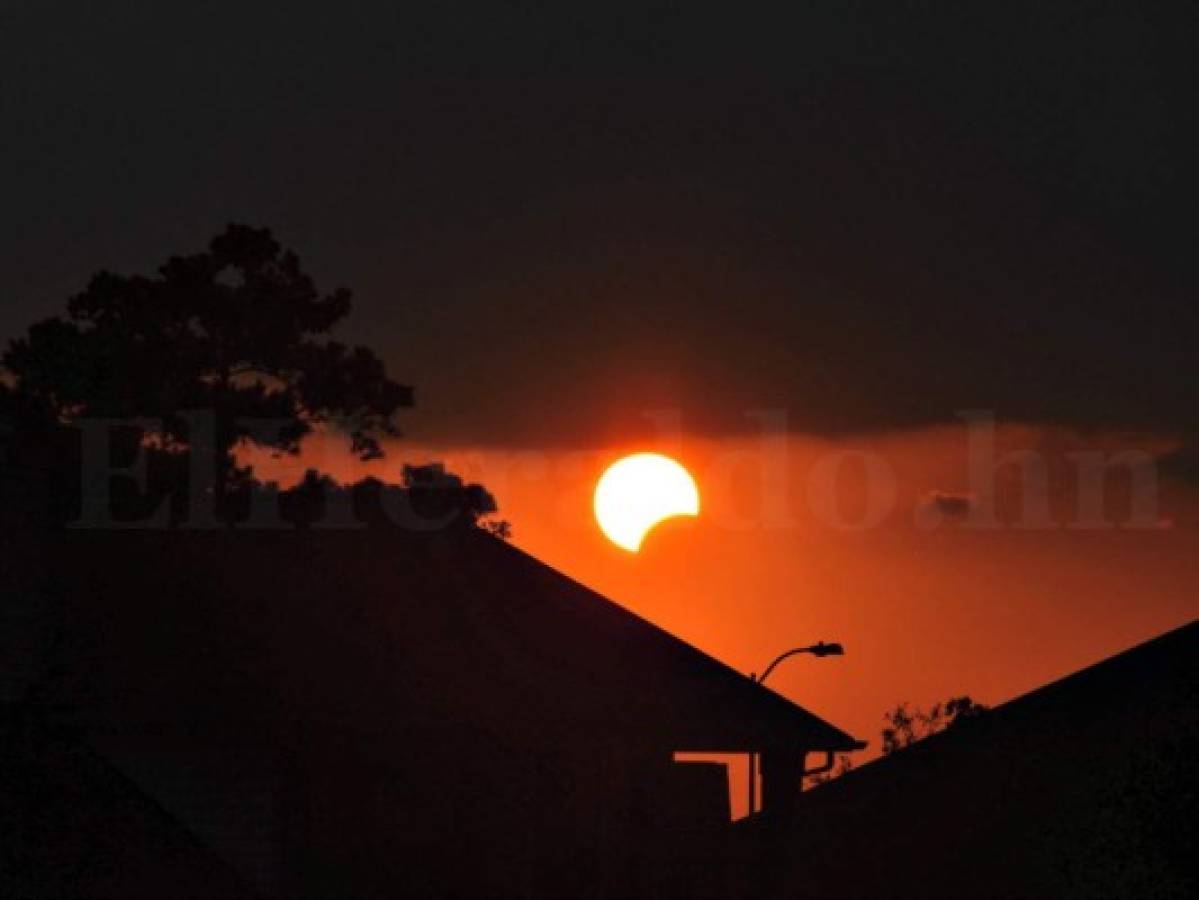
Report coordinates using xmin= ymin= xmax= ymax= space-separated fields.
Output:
xmin=751 ymin=641 xmax=844 ymax=684
xmin=746 ymin=641 xmax=845 ymax=816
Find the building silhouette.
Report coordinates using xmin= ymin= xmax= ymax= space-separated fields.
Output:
xmin=2 ymin=512 xmax=861 ymax=898
xmin=736 ymin=619 xmax=1199 ymax=898
xmin=4 ymin=421 xmax=1195 ymax=898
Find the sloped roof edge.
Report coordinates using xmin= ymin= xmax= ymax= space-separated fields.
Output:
xmin=474 ymin=532 xmax=864 ymax=751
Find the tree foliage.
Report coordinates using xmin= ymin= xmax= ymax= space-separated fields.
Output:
xmin=807 ymin=753 xmax=855 ymax=788
xmin=881 ymin=695 xmax=989 ymax=755
xmin=808 ymin=695 xmax=990 ymax=790
xmin=275 ymin=463 xmax=508 ymax=533
xmin=1 ymin=225 xmax=509 ymax=535
xmin=3 ymin=224 xmax=412 ymax=481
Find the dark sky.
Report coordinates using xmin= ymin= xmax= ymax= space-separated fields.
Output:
xmin=3 ymin=2 xmax=1196 ymax=446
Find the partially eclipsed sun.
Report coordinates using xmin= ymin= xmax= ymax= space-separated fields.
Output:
xmin=594 ymin=452 xmax=700 ymax=552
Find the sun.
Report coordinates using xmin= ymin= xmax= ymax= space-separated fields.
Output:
xmin=594 ymin=452 xmax=700 ymax=552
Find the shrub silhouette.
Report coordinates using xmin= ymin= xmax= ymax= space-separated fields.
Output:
xmin=881 ymin=695 xmax=989 ymax=755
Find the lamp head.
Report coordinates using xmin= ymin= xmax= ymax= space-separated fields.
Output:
xmin=810 ymin=641 xmax=845 ymax=657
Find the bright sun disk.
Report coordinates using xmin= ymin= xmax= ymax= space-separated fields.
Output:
xmin=593 ymin=452 xmax=700 ymax=552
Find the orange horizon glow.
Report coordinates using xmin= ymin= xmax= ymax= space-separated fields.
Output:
xmin=246 ymin=425 xmax=1199 ymax=817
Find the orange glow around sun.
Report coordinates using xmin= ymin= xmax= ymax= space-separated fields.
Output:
xmin=593 ymin=452 xmax=700 ymax=551
xmin=244 ymin=429 xmax=1199 ymax=818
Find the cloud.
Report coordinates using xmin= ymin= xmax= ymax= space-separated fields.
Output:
xmin=1160 ymin=444 xmax=1199 ymax=486
xmin=3 ymin=4 xmax=1196 ymax=449
xmin=915 ymin=491 xmax=974 ymax=526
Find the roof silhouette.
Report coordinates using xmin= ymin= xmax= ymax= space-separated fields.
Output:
xmin=0 ymin=716 xmax=253 ymax=899
xmin=735 ymin=619 xmax=1199 ymax=898
xmin=43 ymin=526 xmax=860 ymax=752
xmin=9 ymin=524 xmax=861 ymax=897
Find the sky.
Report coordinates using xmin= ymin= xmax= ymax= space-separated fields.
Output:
xmin=253 ymin=422 xmax=1199 ymax=816
xmin=4 ymin=2 xmax=1199 ymax=805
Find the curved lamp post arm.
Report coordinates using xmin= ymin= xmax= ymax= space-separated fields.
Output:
xmin=745 ymin=639 xmax=844 ymax=817
xmin=752 ymin=641 xmax=844 ymax=684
